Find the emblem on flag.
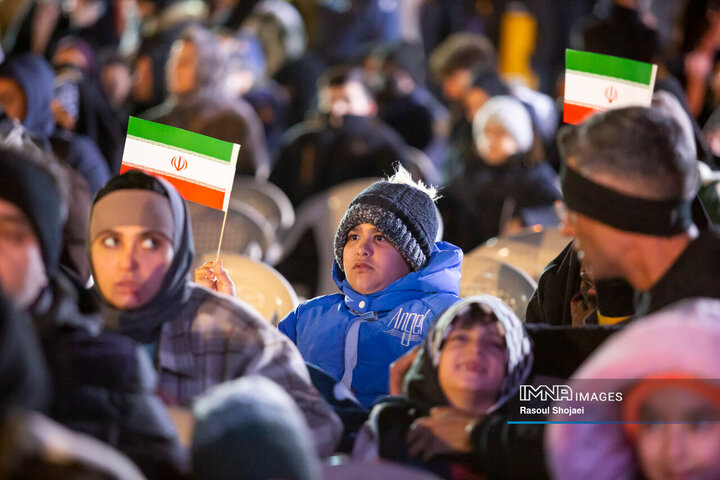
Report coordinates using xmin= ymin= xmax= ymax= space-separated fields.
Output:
xmin=171 ymin=155 xmax=188 ymax=172
xmin=604 ymin=86 xmax=618 ymax=104
xmin=563 ymin=49 xmax=657 ymax=125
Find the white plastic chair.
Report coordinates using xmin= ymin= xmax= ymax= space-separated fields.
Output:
xmin=199 ymin=252 xmax=299 ymax=326
xmin=187 ymin=200 xmax=276 ymax=264
xmin=468 ymin=225 xmax=571 ymax=281
xmin=460 ymin=255 xmax=538 ymax=321
xmin=230 ymin=175 xmax=295 ymax=236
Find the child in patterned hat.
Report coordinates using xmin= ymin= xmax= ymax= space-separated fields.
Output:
xmin=278 ymin=166 xmax=463 ymax=408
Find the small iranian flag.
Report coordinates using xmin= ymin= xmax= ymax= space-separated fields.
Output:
xmin=120 ymin=117 xmax=239 ymax=211
xmin=563 ymin=49 xmax=657 ymax=125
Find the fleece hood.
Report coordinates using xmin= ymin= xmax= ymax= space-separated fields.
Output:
xmin=0 ymin=54 xmax=55 ymax=138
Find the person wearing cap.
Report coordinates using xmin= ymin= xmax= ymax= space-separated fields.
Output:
xmin=353 ymin=295 xmax=543 ymax=479
xmin=0 ymin=146 xmax=186 ymax=477
xmin=547 ymin=298 xmax=720 ymax=480
xmin=88 ymin=169 xmax=342 ymax=456
xmin=192 ymin=375 xmax=321 ymax=480
xmin=557 ymin=106 xmax=720 ymax=317
xmin=440 ymin=95 xmax=561 ymax=252
xmin=278 ymin=166 xmax=462 ymax=408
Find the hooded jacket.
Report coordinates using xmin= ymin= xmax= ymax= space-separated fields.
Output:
xmin=0 ymin=153 xmax=185 ymax=478
xmin=354 ymin=295 xmax=540 ymax=479
xmin=141 ymin=25 xmax=270 ymax=178
xmin=0 ymin=53 xmax=110 ymax=193
xmin=278 ymin=241 xmax=462 ymax=408
xmin=547 ymin=298 xmax=720 ymax=480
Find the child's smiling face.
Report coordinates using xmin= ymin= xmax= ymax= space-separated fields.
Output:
xmin=438 ymin=322 xmax=507 ymax=414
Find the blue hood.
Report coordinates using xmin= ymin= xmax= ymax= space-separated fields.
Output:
xmin=332 ymin=241 xmax=462 ymax=312
xmin=0 ymin=53 xmax=56 ymax=138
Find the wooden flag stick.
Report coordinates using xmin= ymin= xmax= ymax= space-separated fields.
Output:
xmin=215 ymin=208 xmax=229 ymax=263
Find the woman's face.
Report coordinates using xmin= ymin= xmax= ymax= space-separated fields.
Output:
xmin=438 ymin=322 xmax=507 ymax=414
xmin=91 ymin=225 xmax=174 ymax=310
xmin=477 ymin=120 xmax=518 ymax=166
xmin=635 ymin=387 xmax=720 ymax=480
xmin=166 ymin=39 xmax=197 ymax=95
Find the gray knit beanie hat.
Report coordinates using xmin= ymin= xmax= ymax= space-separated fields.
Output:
xmin=334 ymin=176 xmax=439 ymax=272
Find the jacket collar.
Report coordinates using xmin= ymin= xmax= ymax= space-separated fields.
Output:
xmin=333 ymin=241 xmax=462 ymax=315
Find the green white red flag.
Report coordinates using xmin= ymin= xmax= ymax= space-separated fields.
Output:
xmin=563 ymin=49 xmax=657 ymax=125
xmin=120 ymin=117 xmax=239 ymax=211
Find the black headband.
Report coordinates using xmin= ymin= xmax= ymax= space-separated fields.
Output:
xmin=561 ymin=166 xmax=693 ymax=236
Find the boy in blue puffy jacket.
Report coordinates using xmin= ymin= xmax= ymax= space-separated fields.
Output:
xmin=278 ymin=167 xmax=462 ymax=408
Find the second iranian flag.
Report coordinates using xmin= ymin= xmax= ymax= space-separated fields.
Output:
xmin=563 ymin=49 xmax=657 ymax=125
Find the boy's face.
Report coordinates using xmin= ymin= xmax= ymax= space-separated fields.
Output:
xmin=91 ymin=224 xmax=174 ymax=310
xmin=477 ymin=120 xmax=518 ymax=165
xmin=342 ymin=223 xmax=410 ymax=295
xmin=438 ymin=322 xmax=507 ymax=414
xmin=635 ymin=387 xmax=720 ymax=480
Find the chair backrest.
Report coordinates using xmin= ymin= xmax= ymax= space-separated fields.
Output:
xmin=199 ymin=252 xmax=299 ymax=326
xmin=230 ymin=176 xmax=295 ymax=235
xmin=468 ymin=225 xmax=571 ymax=281
xmin=460 ymin=255 xmax=538 ymax=320
xmin=187 ymin=201 xmax=276 ymax=264
xmin=403 ymin=145 xmax=442 ymax=186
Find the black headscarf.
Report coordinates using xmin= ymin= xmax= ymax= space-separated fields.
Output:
xmin=88 ymin=170 xmax=194 ymax=343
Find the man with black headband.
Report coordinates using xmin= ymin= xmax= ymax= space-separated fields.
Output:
xmin=558 ymin=106 xmax=720 ymax=317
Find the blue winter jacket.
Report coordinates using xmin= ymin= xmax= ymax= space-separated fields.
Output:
xmin=278 ymin=241 xmax=462 ymax=407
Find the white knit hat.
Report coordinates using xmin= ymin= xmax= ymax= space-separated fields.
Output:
xmin=473 ymin=95 xmax=534 ymax=155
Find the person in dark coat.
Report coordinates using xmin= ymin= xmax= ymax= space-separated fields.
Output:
xmin=0 ymin=146 xmax=187 ymax=478
xmin=439 ymin=95 xmax=560 ymax=252
xmin=270 ymin=65 xmax=411 ymax=206
xmin=0 ymin=53 xmax=110 ymax=193
xmin=311 ymin=0 xmax=400 ymax=67
xmin=242 ymin=0 xmax=326 ymax=127
xmin=142 ymin=24 xmax=270 ymax=178
xmin=51 ymin=36 xmax=126 ymax=174
xmin=353 ymin=296 xmax=545 ymax=480
xmin=362 ymin=41 xmax=449 ymax=171
xmin=557 ymin=106 xmax=720 ymax=318
xmin=572 ymin=0 xmax=658 ymax=65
